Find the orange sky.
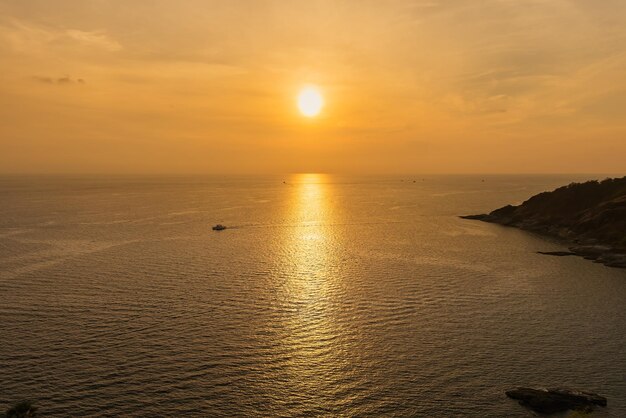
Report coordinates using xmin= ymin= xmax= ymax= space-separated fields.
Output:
xmin=1 ymin=0 xmax=625 ymax=174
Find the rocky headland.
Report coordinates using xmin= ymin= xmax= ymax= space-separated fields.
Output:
xmin=461 ymin=176 xmax=626 ymax=268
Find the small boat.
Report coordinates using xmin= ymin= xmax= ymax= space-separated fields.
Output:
xmin=212 ymin=224 xmax=227 ymax=231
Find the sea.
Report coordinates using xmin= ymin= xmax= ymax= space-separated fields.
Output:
xmin=1 ymin=174 xmax=624 ymax=417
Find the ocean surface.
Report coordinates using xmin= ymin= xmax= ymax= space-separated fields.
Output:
xmin=1 ymin=174 xmax=624 ymax=417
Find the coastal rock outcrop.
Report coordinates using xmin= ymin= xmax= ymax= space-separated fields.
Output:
xmin=505 ymin=387 xmax=607 ymax=414
xmin=461 ymin=177 xmax=626 ymax=268
xmin=536 ymin=251 xmax=576 ymax=257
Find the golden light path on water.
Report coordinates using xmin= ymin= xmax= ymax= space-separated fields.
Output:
xmin=268 ymin=173 xmax=361 ymax=412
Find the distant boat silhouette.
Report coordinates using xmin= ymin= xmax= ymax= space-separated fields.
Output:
xmin=212 ymin=224 xmax=227 ymax=231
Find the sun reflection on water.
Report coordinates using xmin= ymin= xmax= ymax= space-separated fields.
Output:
xmin=288 ymin=173 xmax=333 ymax=305
xmin=269 ymin=173 xmax=356 ymax=402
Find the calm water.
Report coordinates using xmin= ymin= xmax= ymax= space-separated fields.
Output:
xmin=1 ymin=174 xmax=624 ymax=417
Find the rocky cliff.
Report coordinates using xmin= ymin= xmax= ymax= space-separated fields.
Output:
xmin=462 ymin=177 xmax=626 ymax=268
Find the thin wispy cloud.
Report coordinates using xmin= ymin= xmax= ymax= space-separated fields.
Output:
xmin=0 ymin=18 xmax=122 ymax=54
xmin=32 ymin=75 xmax=85 ymax=85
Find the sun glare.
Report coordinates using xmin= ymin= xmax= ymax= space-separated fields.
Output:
xmin=297 ymin=86 xmax=324 ymax=117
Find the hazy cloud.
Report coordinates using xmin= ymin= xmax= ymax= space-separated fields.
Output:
xmin=63 ymin=29 xmax=121 ymax=52
xmin=32 ymin=75 xmax=85 ymax=85
xmin=0 ymin=18 xmax=121 ymax=54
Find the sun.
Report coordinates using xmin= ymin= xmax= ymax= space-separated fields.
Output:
xmin=297 ymin=86 xmax=324 ymax=117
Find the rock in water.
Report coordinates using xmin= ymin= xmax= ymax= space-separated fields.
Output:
xmin=459 ymin=214 xmax=490 ymax=220
xmin=505 ymin=387 xmax=607 ymax=414
xmin=537 ymin=251 xmax=577 ymax=257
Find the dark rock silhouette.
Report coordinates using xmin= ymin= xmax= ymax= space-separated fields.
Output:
xmin=537 ymin=251 xmax=576 ymax=256
xmin=505 ymin=387 xmax=607 ymax=414
xmin=4 ymin=401 xmax=37 ymax=418
xmin=461 ymin=176 xmax=626 ymax=268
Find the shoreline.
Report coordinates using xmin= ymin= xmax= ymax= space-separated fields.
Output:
xmin=460 ymin=213 xmax=626 ymax=268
